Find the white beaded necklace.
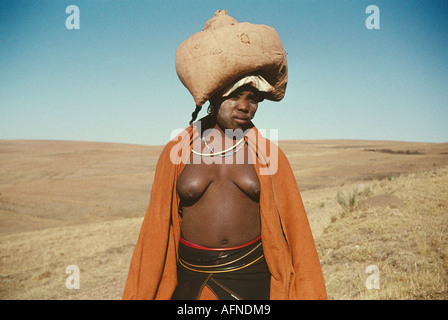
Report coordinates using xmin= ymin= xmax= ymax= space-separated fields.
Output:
xmin=191 ymin=137 xmax=246 ymax=157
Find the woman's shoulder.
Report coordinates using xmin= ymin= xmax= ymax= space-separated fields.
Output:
xmin=157 ymin=125 xmax=194 ymax=164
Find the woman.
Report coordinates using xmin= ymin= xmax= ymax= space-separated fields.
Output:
xmin=122 ymin=11 xmax=327 ymax=300
xmin=172 ymin=83 xmax=269 ymax=300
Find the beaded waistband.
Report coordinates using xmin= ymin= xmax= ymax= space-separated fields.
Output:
xmin=179 ymin=235 xmax=261 ymax=251
xmin=178 ymin=237 xmax=264 ymax=274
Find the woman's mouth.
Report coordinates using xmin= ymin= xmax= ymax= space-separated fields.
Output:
xmin=233 ymin=116 xmax=251 ymax=124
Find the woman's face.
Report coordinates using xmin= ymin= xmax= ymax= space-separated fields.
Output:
xmin=212 ymin=85 xmax=260 ymax=132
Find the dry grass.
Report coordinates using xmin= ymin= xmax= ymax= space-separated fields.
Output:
xmin=313 ymin=167 xmax=448 ymax=299
xmin=0 ymin=139 xmax=447 ymax=299
xmin=0 ymin=217 xmax=141 ymax=299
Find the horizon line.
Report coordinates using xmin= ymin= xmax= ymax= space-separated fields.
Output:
xmin=1 ymin=137 xmax=447 ymax=147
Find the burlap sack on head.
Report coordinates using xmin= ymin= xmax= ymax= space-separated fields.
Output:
xmin=175 ymin=10 xmax=288 ymax=107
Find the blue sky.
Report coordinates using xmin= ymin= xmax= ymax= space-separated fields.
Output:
xmin=1 ymin=0 xmax=447 ymax=145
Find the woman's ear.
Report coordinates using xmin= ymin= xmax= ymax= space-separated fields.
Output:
xmin=208 ymin=95 xmax=223 ymax=115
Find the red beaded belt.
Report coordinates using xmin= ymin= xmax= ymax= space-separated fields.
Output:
xmin=179 ymin=235 xmax=262 ymax=251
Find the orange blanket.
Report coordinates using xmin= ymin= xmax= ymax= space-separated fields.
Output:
xmin=122 ymin=122 xmax=327 ymax=300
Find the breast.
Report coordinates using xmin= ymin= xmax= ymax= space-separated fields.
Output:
xmin=176 ymin=167 xmax=214 ymax=206
xmin=176 ymin=162 xmax=260 ymax=206
xmin=228 ymin=164 xmax=260 ymax=202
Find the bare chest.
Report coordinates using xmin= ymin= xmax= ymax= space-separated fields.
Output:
xmin=177 ymin=159 xmax=260 ymax=205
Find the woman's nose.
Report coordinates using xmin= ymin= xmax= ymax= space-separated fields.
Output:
xmin=236 ymin=97 xmax=250 ymax=111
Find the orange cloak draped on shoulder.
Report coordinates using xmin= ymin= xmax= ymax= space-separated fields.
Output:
xmin=122 ymin=122 xmax=327 ymax=300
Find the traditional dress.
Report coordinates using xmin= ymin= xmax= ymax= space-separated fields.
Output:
xmin=122 ymin=118 xmax=327 ymax=300
xmin=171 ymin=235 xmax=270 ymax=300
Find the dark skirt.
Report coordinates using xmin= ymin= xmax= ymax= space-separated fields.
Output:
xmin=171 ymin=236 xmax=271 ymax=300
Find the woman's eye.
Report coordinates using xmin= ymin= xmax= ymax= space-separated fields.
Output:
xmin=248 ymin=95 xmax=259 ymax=102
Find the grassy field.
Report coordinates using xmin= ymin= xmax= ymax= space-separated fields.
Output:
xmin=0 ymin=139 xmax=447 ymax=299
xmin=312 ymin=167 xmax=448 ymax=299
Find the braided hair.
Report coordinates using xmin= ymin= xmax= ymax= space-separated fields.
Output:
xmin=189 ymin=105 xmax=202 ymax=126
